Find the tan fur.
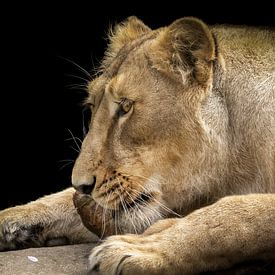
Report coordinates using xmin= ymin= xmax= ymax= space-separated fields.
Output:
xmin=0 ymin=17 xmax=274 ymax=274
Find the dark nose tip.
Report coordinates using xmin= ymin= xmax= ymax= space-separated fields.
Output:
xmin=75 ymin=176 xmax=96 ymax=195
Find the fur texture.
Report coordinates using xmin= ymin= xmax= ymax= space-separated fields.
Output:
xmin=0 ymin=17 xmax=274 ymax=274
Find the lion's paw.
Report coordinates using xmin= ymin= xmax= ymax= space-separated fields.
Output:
xmin=0 ymin=208 xmax=45 ymax=251
xmin=88 ymin=234 xmax=168 ymax=275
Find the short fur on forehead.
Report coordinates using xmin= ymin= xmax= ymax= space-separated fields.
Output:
xmin=101 ymin=16 xmax=151 ymax=70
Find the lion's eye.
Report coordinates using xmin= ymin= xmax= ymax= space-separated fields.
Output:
xmin=117 ymin=98 xmax=133 ymax=117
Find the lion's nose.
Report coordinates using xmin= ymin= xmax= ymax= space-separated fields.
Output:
xmin=72 ymin=176 xmax=96 ymax=195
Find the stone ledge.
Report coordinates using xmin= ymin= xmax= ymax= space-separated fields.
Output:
xmin=0 ymin=243 xmax=274 ymax=274
xmin=0 ymin=243 xmax=96 ymax=275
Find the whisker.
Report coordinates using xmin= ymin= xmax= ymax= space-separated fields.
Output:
xmin=66 ymin=129 xmax=81 ymax=152
xmin=130 ymin=189 xmax=166 ymax=220
xmin=57 ymin=159 xmax=75 ymax=163
xmin=65 ymin=73 xmax=90 ymax=83
xmin=93 ymin=201 xmax=101 ymax=224
xmin=112 ymin=194 xmax=122 ymax=235
xmin=118 ymin=192 xmax=137 ymax=234
xmin=117 ymin=192 xmax=129 ymax=222
xmin=66 ymin=83 xmax=88 ymax=88
xmin=59 ymin=56 xmax=92 ymax=80
xmin=66 ymin=84 xmax=88 ymax=92
xmin=114 ymin=200 xmax=118 ymax=235
xmin=117 ymin=174 xmax=169 ymax=225
xmin=113 ymin=176 xmax=152 ymax=232
xmin=131 ymin=174 xmax=159 ymax=185
xmin=100 ymin=192 xmax=112 ymax=240
xmin=65 ymin=137 xmax=83 ymax=146
xmin=125 ymin=190 xmax=152 ymax=230
xmin=69 ymin=146 xmax=80 ymax=154
xmin=58 ymin=161 xmax=75 ymax=171
xmin=132 ymin=180 xmax=182 ymax=218
xmin=88 ymin=54 xmax=100 ymax=76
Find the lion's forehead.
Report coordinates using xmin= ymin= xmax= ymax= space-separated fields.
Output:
xmin=88 ymin=40 xmax=157 ymax=95
xmin=88 ymin=69 xmax=156 ymax=106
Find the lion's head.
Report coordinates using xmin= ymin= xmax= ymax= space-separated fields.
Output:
xmin=72 ymin=17 xmax=228 ymax=236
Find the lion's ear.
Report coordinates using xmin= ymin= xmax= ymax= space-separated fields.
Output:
xmin=151 ymin=17 xmax=216 ymax=85
xmin=106 ymin=16 xmax=151 ymax=58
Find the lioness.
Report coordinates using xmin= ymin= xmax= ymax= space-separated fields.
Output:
xmin=0 ymin=17 xmax=274 ymax=274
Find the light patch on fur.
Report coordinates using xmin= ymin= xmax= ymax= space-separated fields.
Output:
xmin=119 ymin=203 xmax=164 ymax=234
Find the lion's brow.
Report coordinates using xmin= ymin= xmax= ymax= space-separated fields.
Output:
xmin=84 ymin=77 xmax=106 ymax=107
xmin=102 ymin=32 xmax=158 ymax=79
xmin=85 ymin=32 xmax=157 ymax=104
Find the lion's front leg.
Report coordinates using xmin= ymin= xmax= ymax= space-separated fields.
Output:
xmin=88 ymin=194 xmax=275 ymax=274
xmin=0 ymin=188 xmax=97 ymax=251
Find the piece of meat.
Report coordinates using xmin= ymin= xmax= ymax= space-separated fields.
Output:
xmin=73 ymin=191 xmax=116 ymax=238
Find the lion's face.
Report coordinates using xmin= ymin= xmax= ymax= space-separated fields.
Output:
xmin=72 ymin=17 xmax=217 ymax=234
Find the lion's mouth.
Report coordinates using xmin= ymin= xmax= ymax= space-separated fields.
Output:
xmin=111 ymin=192 xmax=153 ymax=221
xmin=74 ymin=190 xmax=164 ymax=237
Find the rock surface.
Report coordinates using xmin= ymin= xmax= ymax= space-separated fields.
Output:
xmin=0 ymin=243 xmax=274 ymax=275
xmin=0 ymin=243 xmax=97 ymax=275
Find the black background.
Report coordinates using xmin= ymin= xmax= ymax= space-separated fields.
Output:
xmin=1 ymin=5 xmax=274 ymax=209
